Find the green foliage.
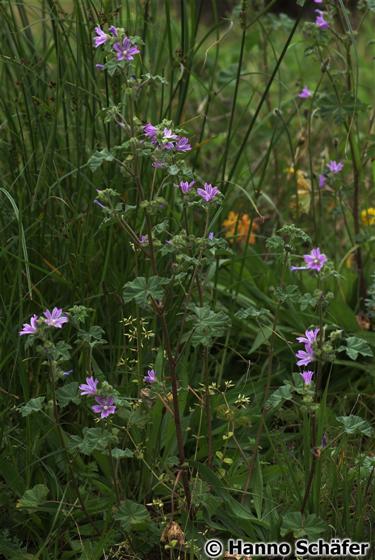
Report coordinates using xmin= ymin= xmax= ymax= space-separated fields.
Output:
xmin=123 ymin=276 xmax=169 ymax=307
xmin=318 ymin=92 xmax=367 ymax=124
xmin=336 ymin=415 xmax=374 ymax=437
xmin=266 ymin=383 xmax=293 ymax=410
xmin=19 ymin=397 xmax=45 ymax=417
xmin=111 ymin=448 xmax=134 ymax=459
xmin=88 ymin=149 xmax=115 ymax=171
xmin=69 ymin=427 xmax=119 ymax=456
xmin=340 ymin=336 xmax=373 ymax=360
xmin=77 ymin=325 xmax=107 ymax=348
xmin=281 ymin=512 xmax=327 ymax=539
xmin=16 ymin=485 xmax=49 ymax=512
xmin=186 ymin=305 xmax=231 ymax=347
xmin=56 ymin=382 xmax=80 ymax=408
xmin=114 ymin=500 xmax=151 ymax=532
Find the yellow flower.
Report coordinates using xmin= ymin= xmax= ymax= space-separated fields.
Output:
xmin=361 ymin=208 xmax=375 ymax=226
xmin=222 ymin=211 xmax=258 ymax=245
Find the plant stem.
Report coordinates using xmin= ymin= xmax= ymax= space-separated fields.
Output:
xmin=157 ymin=309 xmax=192 ymax=514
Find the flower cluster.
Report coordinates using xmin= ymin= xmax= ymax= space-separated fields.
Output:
xmin=19 ymin=307 xmax=69 ymax=336
xmin=144 ymin=369 xmax=157 ymax=383
xmin=222 ymin=211 xmax=259 ymax=245
xmin=93 ymin=25 xmax=140 ymax=70
xmin=361 ymin=207 xmax=375 ymax=226
xmin=290 ymin=247 xmax=327 ymax=273
xmin=315 ymin=10 xmax=329 ymax=29
xmin=295 ymin=328 xmax=320 ymax=385
xmin=175 ymin=179 xmax=220 ymax=203
xmin=318 ymin=160 xmax=344 ymax=189
xmin=79 ymin=376 xmax=116 ymax=419
xmin=197 ymin=183 xmax=220 ymax=203
xmin=327 ymin=160 xmax=344 ymax=174
xmin=298 ymin=86 xmax=312 ymax=99
xmin=143 ymin=123 xmax=191 ymax=153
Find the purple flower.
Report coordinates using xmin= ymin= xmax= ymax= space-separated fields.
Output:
xmin=161 ymin=128 xmax=177 ymax=150
xmin=314 ymin=0 xmax=323 ymax=3
xmin=296 ymin=346 xmax=314 ymax=367
xmin=109 ymin=25 xmax=118 ymax=36
xmin=175 ymin=136 xmax=191 ymax=152
xmin=113 ymin=37 xmax=140 ymax=61
xmin=79 ymin=376 xmax=99 ymax=396
xmin=178 ymin=180 xmax=194 ymax=194
xmin=152 ymin=160 xmax=165 ymax=169
xmin=300 ymin=370 xmax=314 ymax=385
xmin=297 ymin=328 xmax=320 ymax=347
xmin=139 ymin=234 xmax=149 ymax=245
xmin=95 ymin=63 xmax=105 ymax=71
xmin=319 ymin=174 xmax=327 ymax=188
xmin=315 ymin=10 xmax=329 ymax=29
xmin=94 ymin=26 xmax=108 ymax=48
xmin=43 ymin=307 xmax=69 ymax=329
xmin=19 ymin=314 xmax=39 ymax=336
xmin=327 ymin=160 xmax=344 ymax=174
xmin=144 ymin=123 xmax=157 ymax=140
xmin=162 ymin=128 xmax=177 ymax=141
xmin=144 ymin=369 xmax=157 ymax=383
xmin=208 ymin=232 xmax=215 ymax=240
xmin=298 ymin=86 xmax=312 ymax=99
xmin=304 ymin=248 xmax=327 ymax=271
xmin=291 ymin=248 xmax=328 ymax=272
xmin=94 ymin=198 xmax=106 ymax=209
xmin=197 ymin=182 xmax=220 ymax=203
xmin=92 ymin=396 xmax=116 ymax=418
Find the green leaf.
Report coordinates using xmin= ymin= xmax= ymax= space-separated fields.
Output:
xmin=114 ymin=500 xmax=151 ymax=532
xmin=344 ymin=336 xmax=373 ymax=360
xmin=78 ymin=325 xmax=107 ymax=348
xmin=56 ymin=382 xmax=80 ymax=408
xmin=355 ymin=454 xmax=375 ymax=478
xmin=366 ymin=0 xmax=375 ymax=11
xmin=17 ymin=484 xmax=49 ymax=512
xmin=19 ymin=396 xmax=45 ymax=417
xmin=69 ymin=427 xmax=118 ymax=456
xmin=318 ymin=92 xmax=367 ymax=124
xmin=88 ymin=149 xmax=114 ymax=172
xmin=123 ymin=276 xmax=169 ymax=308
xmin=111 ymin=448 xmax=134 ymax=459
xmin=51 ymin=340 xmax=72 ymax=361
xmin=187 ymin=305 xmax=231 ymax=347
xmin=336 ymin=415 xmax=374 ymax=437
xmin=273 ymin=284 xmax=300 ymax=304
xmin=235 ymin=305 xmax=271 ymax=320
xmin=281 ymin=512 xmax=327 ymax=539
xmin=265 ymin=384 xmax=293 ymax=410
